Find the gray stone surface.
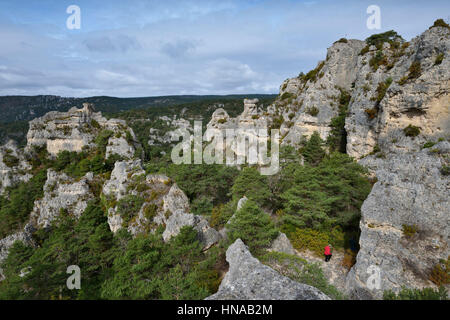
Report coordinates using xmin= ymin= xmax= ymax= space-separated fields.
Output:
xmin=345 ymin=142 xmax=450 ymax=299
xmin=102 ymin=160 xmax=191 ymax=235
xmin=269 ymin=232 xmax=296 ymax=255
xmin=206 ymin=239 xmax=330 ymax=300
xmin=29 ymin=169 xmax=94 ymax=229
xmin=26 ymin=103 xmax=138 ymax=159
xmin=0 ymin=140 xmax=32 ymax=195
xmin=162 ymin=209 xmax=221 ymax=250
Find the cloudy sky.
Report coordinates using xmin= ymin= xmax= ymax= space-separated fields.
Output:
xmin=0 ymin=0 xmax=448 ymax=97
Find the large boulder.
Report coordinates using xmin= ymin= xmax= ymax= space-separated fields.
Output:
xmin=162 ymin=210 xmax=221 ymax=250
xmin=345 ymin=142 xmax=450 ymax=299
xmin=269 ymin=232 xmax=296 ymax=255
xmin=206 ymin=239 xmax=330 ymax=300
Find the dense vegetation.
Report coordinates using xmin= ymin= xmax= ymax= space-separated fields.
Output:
xmin=383 ymin=286 xmax=448 ymax=300
xmin=0 ymin=201 xmax=223 ymax=299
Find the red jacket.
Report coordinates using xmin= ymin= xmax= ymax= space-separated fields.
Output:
xmin=324 ymin=246 xmax=332 ymax=255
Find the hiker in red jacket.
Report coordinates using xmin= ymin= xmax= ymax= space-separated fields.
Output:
xmin=324 ymin=244 xmax=332 ymax=262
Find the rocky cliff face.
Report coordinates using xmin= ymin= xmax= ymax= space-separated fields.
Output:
xmin=0 ymin=140 xmax=32 ymax=194
xmin=277 ymin=39 xmax=365 ymax=144
xmin=345 ymin=141 xmax=449 ymax=299
xmin=101 ymin=159 xmax=220 ymax=249
xmin=264 ymin=24 xmax=449 ymax=298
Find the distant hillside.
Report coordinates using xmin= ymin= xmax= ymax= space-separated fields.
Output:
xmin=0 ymin=94 xmax=276 ymax=123
xmin=0 ymin=94 xmax=277 ymax=146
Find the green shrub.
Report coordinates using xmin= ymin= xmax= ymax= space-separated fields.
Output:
xmin=429 ymin=19 xmax=450 ymax=30
xmin=371 ymin=144 xmax=381 ymax=154
xmin=227 ymin=199 xmax=279 ymax=255
xmin=90 ymin=119 xmax=101 ymax=129
xmin=210 ymin=201 xmax=236 ymax=229
xmin=116 ymin=195 xmax=144 ymax=226
xmin=280 ymin=92 xmax=296 ymax=101
xmin=301 ymin=61 xmax=325 ymax=83
xmin=191 ymin=196 xmax=213 ymax=216
xmin=327 ymin=88 xmax=350 ymax=152
xmin=434 ymin=53 xmax=444 ymax=65
xmin=408 ymin=61 xmax=422 ymax=79
xmin=423 ymin=141 xmax=436 ymax=149
xmin=280 ymin=152 xmax=371 ymax=239
xmin=365 ymin=30 xmax=402 ymax=48
xmin=335 ymin=38 xmax=348 ymax=44
xmin=369 ymin=50 xmax=387 ymax=71
xmin=403 ymin=124 xmax=421 ymax=137
xmin=0 ymin=169 xmax=47 ymax=238
xmin=306 ymin=106 xmax=319 ymax=117
xmin=373 ymin=77 xmax=393 ymax=104
xmin=301 ymin=132 xmax=325 ymax=166
xmin=429 ymin=256 xmax=450 ymax=286
xmin=359 ymin=45 xmax=370 ymax=55
xmin=289 ymin=228 xmax=330 ymax=256
xmin=441 ymin=165 xmax=450 ymax=176
xmin=231 ymin=167 xmax=271 ymax=208
xmin=384 ymin=286 xmax=448 ymax=300
xmin=143 ymin=203 xmax=158 ymax=221
xmin=95 ymin=129 xmax=114 ymax=152
xmin=2 ymin=152 xmax=19 ymax=167
xmin=402 ymin=224 xmax=418 ymax=238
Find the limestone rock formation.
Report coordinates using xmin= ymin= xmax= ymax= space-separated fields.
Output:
xmin=269 ymin=232 xmax=296 ymax=255
xmin=206 ymin=239 xmax=330 ymax=300
xmin=0 ymin=140 xmax=32 ymax=194
xmin=263 ymin=24 xmax=449 ymax=299
xmin=26 ymin=103 xmax=138 ymax=159
xmin=0 ymin=170 xmax=94 ymax=277
xmin=345 ymin=26 xmax=449 ymax=160
xmin=345 ymin=141 xmax=450 ymax=299
xmin=162 ymin=210 xmax=221 ymax=250
xmin=29 ymin=170 xmax=94 ymax=229
xmin=101 ymin=160 xmax=191 ymax=235
xmin=277 ymin=39 xmax=365 ymax=145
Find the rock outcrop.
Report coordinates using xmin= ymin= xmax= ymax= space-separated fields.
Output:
xmin=269 ymin=232 xmax=296 ymax=255
xmin=0 ymin=140 xmax=32 ymax=194
xmin=0 ymin=224 xmax=35 ymax=280
xmin=262 ymin=24 xmax=449 ymax=299
xmin=26 ymin=103 xmax=138 ymax=159
xmin=345 ymin=141 xmax=450 ymax=299
xmin=29 ymin=170 xmax=94 ymax=229
xmin=206 ymin=239 xmax=330 ymax=300
xmin=278 ymin=39 xmax=365 ymax=145
xmin=0 ymin=170 xmax=95 ymax=277
xmin=345 ymin=26 xmax=449 ymax=160
xmin=102 ymin=160 xmax=220 ymax=249
xmin=162 ymin=210 xmax=221 ymax=250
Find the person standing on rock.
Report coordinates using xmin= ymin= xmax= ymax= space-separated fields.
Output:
xmin=324 ymin=244 xmax=332 ymax=262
